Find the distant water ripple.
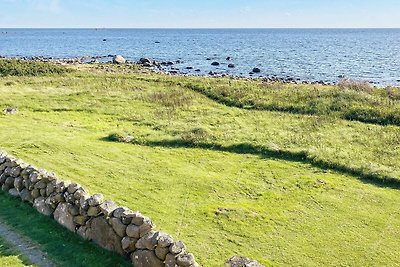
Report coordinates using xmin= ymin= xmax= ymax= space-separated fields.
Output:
xmin=0 ymin=28 xmax=399 ymax=85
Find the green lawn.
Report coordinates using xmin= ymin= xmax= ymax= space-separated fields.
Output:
xmin=0 ymin=235 xmax=33 ymax=267
xmin=0 ymin=61 xmax=400 ymax=266
xmin=0 ymin=193 xmax=131 ymax=267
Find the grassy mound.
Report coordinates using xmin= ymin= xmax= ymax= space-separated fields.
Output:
xmin=182 ymin=78 xmax=400 ymax=126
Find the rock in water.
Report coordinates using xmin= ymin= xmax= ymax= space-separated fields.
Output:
xmin=252 ymin=67 xmax=261 ymax=73
xmin=113 ymin=55 xmax=126 ymax=64
xmin=211 ymin=62 xmax=220 ymax=66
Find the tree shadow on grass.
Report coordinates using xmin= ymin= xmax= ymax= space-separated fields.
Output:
xmin=102 ymin=135 xmax=400 ymax=190
xmin=0 ymin=192 xmax=131 ymax=267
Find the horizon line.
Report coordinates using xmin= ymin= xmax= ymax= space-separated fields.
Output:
xmin=1 ymin=27 xmax=400 ymax=30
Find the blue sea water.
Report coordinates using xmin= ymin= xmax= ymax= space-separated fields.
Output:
xmin=0 ymin=28 xmax=400 ymax=85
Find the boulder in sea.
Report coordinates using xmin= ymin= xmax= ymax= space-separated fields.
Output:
xmin=252 ymin=67 xmax=261 ymax=73
xmin=139 ymin=58 xmax=154 ymax=67
xmin=211 ymin=62 xmax=220 ymax=66
xmin=113 ymin=55 xmax=126 ymax=64
xmin=226 ymin=57 xmax=232 ymax=60
xmin=228 ymin=64 xmax=235 ymax=68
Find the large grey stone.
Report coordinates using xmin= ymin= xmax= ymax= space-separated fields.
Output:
xmin=139 ymin=219 xmax=154 ymax=237
xmin=226 ymin=256 xmax=265 ymax=267
xmin=176 ymin=253 xmax=195 ymax=267
xmin=45 ymin=192 xmax=65 ymax=208
xmin=68 ymin=205 xmax=80 ymax=216
xmin=20 ymin=188 xmax=33 ymax=203
xmin=54 ymin=203 xmax=76 ymax=232
xmin=73 ymin=215 xmax=89 ymax=226
xmin=13 ymin=177 xmax=23 ymax=191
xmin=88 ymin=193 xmax=104 ymax=206
xmin=4 ymin=176 xmax=14 ymax=186
xmin=157 ymin=232 xmax=173 ymax=248
xmin=126 ymin=224 xmax=140 ymax=239
xmin=33 ymin=197 xmax=54 ymax=216
xmin=35 ymin=180 xmax=47 ymax=189
xmin=170 ymin=241 xmax=186 ymax=255
xmin=131 ymin=250 xmax=163 ymax=267
xmin=113 ymin=55 xmax=126 ymax=64
xmin=99 ymin=200 xmax=118 ymax=217
xmin=8 ymin=188 xmax=19 ymax=197
xmin=73 ymin=188 xmax=87 ymax=200
xmin=86 ymin=216 xmax=124 ymax=255
xmin=55 ymin=180 xmax=70 ymax=193
xmin=87 ymin=206 xmax=101 ymax=217
xmin=155 ymin=246 xmax=169 ymax=261
xmin=121 ymin=236 xmax=138 ymax=253
xmin=128 ymin=211 xmax=146 ymax=226
xmin=109 ymin=217 xmax=127 ymax=237
xmin=9 ymin=166 xmax=21 ymax=177
xmin=29 ymin=172 xmax=40 ymax=183
xmin=31 ymin=188 xmax=40 ymax=198
xmin=165 ymin=253 xmax=177 ymax=267
xmin=136 ymin=232 xmax=158 ymax=250
xmin=46 ymin=182 xmax=55 ymax=196
xmin=113 ymin=207 xmax=129 ymax=219
xmin=67 ymin=183 xmax=81 ymax=194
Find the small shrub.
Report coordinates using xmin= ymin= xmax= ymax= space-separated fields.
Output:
xmin=386 ymin=86 xmax=400 ymax=100
xmin=337 ymin=78 xmax=373 ymax=94
xmin=4 ymin=81 xmax=16 ymax=86
xmin=181 ymin=127 xmax=212 ymax=144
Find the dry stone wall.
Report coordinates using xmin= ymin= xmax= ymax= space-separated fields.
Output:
xmin=0 ymin=150 xmax=199 ymax=267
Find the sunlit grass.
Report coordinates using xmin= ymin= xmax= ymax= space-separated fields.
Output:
xmin=0 ymin=61 xmax=399 ymax=266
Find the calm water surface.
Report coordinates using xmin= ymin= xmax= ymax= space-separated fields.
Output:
xmin=1 ymin=28 xmax=399 ymax=85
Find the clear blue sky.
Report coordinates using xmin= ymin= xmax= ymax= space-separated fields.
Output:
xmin=1 ymin=0 xmax=400 ymax=28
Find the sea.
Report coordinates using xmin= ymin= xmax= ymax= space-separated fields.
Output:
xmin=1 ymin=28 xmax=400 ymax=86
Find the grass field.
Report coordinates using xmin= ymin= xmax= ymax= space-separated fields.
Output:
xmin=0 ymin=192 xmax=130 ymax=267
xmin=0 ymin=234 xmax=33 ymax=267
xmin=1 ymin=60 xmax=400 ymax=266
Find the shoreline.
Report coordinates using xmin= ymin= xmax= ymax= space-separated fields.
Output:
xmin=1 ymin=55 xmax=398 ymax=88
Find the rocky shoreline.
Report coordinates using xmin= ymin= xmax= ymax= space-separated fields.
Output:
xmin=0 ymin=54 xmax=389 ymax=87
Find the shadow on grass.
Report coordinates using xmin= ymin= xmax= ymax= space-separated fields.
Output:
xmin=0 ymin=192 xmax=131 ymax=267
xmin=102 ymin=134 xmax=400 ymax=190
xmin=183 ymin=83 xmax=400 ymax=127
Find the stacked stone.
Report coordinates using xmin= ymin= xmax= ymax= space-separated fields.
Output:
xmin=0 ymin=151 xmax=199 ymax=267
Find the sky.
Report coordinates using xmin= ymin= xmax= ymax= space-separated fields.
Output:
xmin=1 ymin=0 xmax=400 ymax=28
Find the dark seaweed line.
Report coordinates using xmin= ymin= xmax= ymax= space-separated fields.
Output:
xmin=103 ymin=134 xmax=400 ymax=190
